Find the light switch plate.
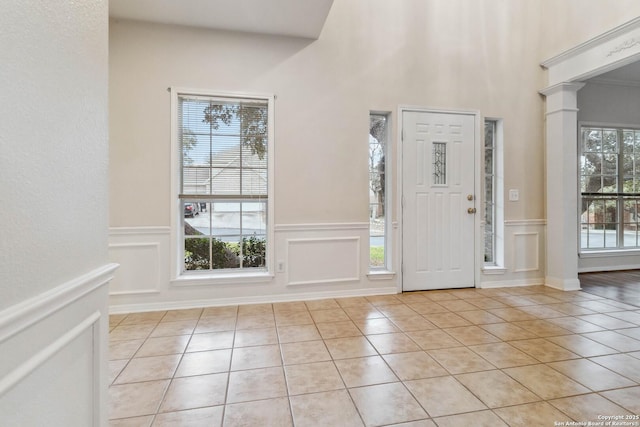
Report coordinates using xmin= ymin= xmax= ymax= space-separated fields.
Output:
xmin=509 ymin=189 xmax=519 ymax=201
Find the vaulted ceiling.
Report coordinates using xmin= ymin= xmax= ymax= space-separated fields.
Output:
xmin=110 ymin=1 xmax=640 ymax=84
xmin=109 ymin=0 xmax=334 ymax=39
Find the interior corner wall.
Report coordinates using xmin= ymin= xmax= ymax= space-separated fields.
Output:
xmin=577 ymin=81 xmax=640 ymax=272
xmin=0 ymin=0 xmax=112 ymax=425
xmin=109 ymin=0 xmax=550 ymax=310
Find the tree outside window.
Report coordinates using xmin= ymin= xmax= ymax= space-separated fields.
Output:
xmin=369 ymin=114 xmax=387 ymax=268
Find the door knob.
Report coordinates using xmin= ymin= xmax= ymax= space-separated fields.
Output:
xmin=467 ymin=207 xmax=476 ymax=214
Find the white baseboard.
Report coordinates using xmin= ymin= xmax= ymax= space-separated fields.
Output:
xmin=109 ymin=286 xmax=398 ymax=314
xmin=545 ymin=276 xmax=582 ymax=291
xmin=479 ymin=278 xmax=546 ymax=289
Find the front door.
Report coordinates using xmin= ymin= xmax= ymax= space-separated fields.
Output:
xmin=402 ymin=110 xmax=477 ymax=291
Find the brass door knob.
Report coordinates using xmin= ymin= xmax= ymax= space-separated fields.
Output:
xmin=467 ymin=207 xmax=476 ymax=214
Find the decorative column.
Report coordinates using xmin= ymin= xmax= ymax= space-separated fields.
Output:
xmin=540 ymin=82 xmax=585 ymax=291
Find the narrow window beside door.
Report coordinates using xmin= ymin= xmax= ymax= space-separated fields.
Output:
xmin=369 ymin=113 xmax=389 ymax=270
xmin=483 ymin=119 xmax=503 ymax=268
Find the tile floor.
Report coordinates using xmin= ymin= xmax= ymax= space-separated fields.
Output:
xmin=108 ymin=286 xmax=640 ymax=426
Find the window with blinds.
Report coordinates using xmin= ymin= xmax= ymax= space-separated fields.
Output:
xmin=178 ymin=93 xmax=269 ymax=272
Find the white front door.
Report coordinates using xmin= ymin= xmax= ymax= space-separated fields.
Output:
xmin=402 ymin=110 xmax=477 ymax=291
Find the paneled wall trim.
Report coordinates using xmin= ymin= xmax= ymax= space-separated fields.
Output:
xmin=513 ymin=232 xmax=540 ymax=273
xmin=480 ymin=220 xmax=546 ymax=289
xmin=286 ymin=236 xmax=361 ymax=286
xmin=0 ymin=264 xmax=118 ymax=342
xmin=504 ymin=219 xmax=547 ymax=226
xmin=108 ymin=223 xmax=396 ymax=313
xmin=274 ymin=222 xmax=369 ymax=232
xmin=0 ymin=263 xmax=116 ymax=426
xmin=108 ymin=227 xmax=170 ymax=297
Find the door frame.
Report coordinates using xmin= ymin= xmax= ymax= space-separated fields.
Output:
xmin=396 ymin=106 xmax=483 ymax=293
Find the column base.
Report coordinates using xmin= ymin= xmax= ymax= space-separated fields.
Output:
xmin=545 ymin=276 xmax=581 ymax=291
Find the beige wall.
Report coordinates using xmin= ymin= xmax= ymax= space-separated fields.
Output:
xmin=1 ymin=0 xmax=109 ymax=309
xmin=109 ymin=0 xmax=547 ymax=228
xmin=539 ymin=0 xmax=640 ymax=61
xmin=109 ymin=1 xmax=640 ymax=304
xmin=0 ymin=1 xmax=112 ymax=425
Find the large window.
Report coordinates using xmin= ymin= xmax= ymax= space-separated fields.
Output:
xmin=177 ymin=92 xmax=272 ymax=273
xmin=580 ymin=125 xmax=640 ymax=250
xmin=369 ymin=113 xmax=388 ymax=269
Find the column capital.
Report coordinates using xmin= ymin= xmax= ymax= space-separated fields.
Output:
xmin=540 ymin=82 xmax=586 ymax=115
xmin=539 ymin=82 xmax=586 ymax=97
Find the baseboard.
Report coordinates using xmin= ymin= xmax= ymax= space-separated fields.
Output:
xmin=545 ymin=276 xmax=582 ymax=291
xmin=478 ymin=278 xmax=545 ymax=289
xmin=109 ymin=286 xmax=398 ymax=314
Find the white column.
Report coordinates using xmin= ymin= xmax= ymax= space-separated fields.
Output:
xmin=541 ymin=82 xmax=585 ymax=291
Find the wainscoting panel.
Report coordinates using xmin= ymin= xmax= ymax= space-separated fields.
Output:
xmin=513 ymin=232 xmax=540 ymax=272
xmin=287 ymin=237 xmax=360 ymax=286
xmin=109 ymin=243 xmax=160 ymax=295
xmin=108 ymin=223 xmax=397 ymax=313
xmin=0 ymin=264 xmax=115 ymax=426
xmin=108 ymin=227 xmax=170 ymax=296
xmin=480 ymin=220 xmax=546 ymax=288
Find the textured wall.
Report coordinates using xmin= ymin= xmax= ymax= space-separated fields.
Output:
xmin=0 ymin=0 xmax=109 ymax=310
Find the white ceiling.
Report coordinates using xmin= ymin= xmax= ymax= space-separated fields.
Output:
xmin=110 ymin=2 xmax=638 ymax=82
xmin=109 ymin=0 xmax=334 ymax=39
xmin=591 ymin=60 xmax=640 ymax=85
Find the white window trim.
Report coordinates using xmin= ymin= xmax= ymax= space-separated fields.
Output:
xmin=169 ymin=87 xmax=275 ymax=285
xmin=482 ymin=117 xmax=504 ymax=269
xmin=578 ymin=121 xmax=640 ymax=254
xmin=369 ymin=111 xmax=393 ymax=273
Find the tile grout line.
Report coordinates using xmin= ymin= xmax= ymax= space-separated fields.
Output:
xmin=107 ymin=288 xmax=640 ymax=426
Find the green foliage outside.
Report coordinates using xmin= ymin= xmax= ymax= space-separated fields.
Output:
xmin=242 ymin=235 xmax=266 ymax=267
xmin=202 ymin=103 xmax=268 ymax=160
xmin=184 ymin=236 xmax=266 ymax=270
xmin=184 ymin=238 xmax=238 ymax=270
xmin=370 ymin=246 xmax=385 ymax=267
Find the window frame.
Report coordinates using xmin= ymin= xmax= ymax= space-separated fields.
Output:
xmin=368 ymin=111 xmax=392 ymax=273
xmin=170 ymin=88 xmax=275 ymax=285
xmin=483 ymin=118 xmax=504 ymax=270
xmin=578 ymin=121 xmax=640 ymax=253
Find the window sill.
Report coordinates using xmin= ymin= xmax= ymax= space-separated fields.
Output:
xmin=367 ymin=271 xmax=396 ymax=281
xmin=171 ymin=271 xmax=274 ymax=287
xmin=579 ymin=249 xmax=640 ymax=258
xmin=482 ymin=266 xmax=507 ymax=275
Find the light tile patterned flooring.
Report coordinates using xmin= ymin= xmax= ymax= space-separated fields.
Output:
xmin=108 ymin=286 xmax=640 ymax=426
